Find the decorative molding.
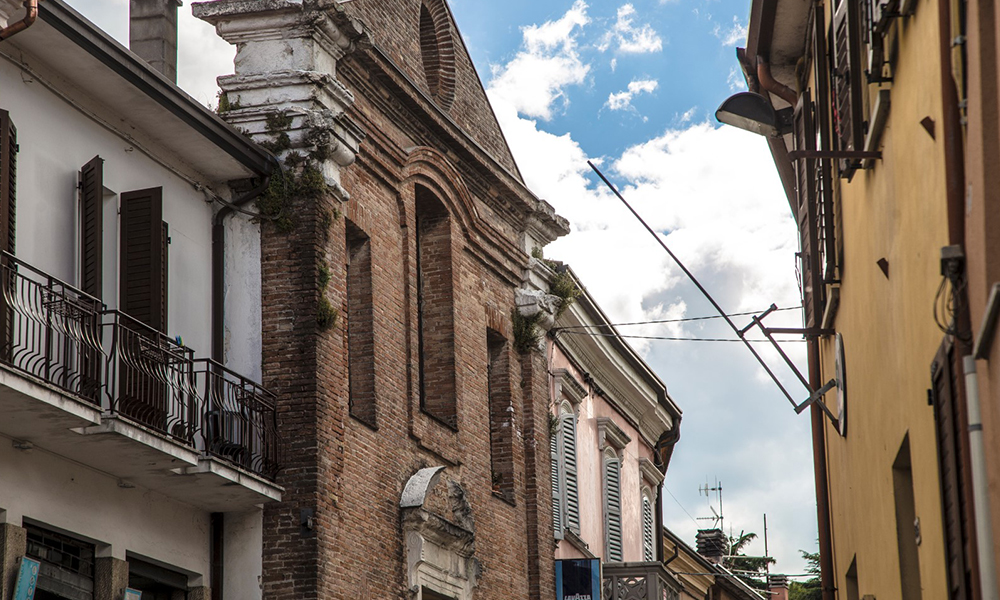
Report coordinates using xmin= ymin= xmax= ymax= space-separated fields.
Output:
xmin=553 ymin=369 xmax=587 ymax=405
xmin=597 ymin=417 xmax=631 ymax=452
xmin=638 ymin=458 xmax=665 ymax=487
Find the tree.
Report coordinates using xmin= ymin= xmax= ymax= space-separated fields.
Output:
xmin=788 ymin=549 xmax=822 ymax=600
xmin=724 ymin=530 xmax=775 ymax=590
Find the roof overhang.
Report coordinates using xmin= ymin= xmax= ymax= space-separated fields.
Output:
xmin=553 ymin=267 xmax=681 ymax=451
xmin=1 ymin=0 xmax=273 ymax=183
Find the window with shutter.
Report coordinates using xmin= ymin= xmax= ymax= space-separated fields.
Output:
xmin=793 ymin=92 xmax=824 ymax=328
xmin=550 ymin=423 xmax=564 ymax=538
xmin=604 ymin=450 xmax=623 ymax=562
xmin=120 ymin=188 xmax=166 ymax=332
xmin=562 ymin=412 xmax=580 ymax=533
xmin=0 ymin=110 xmax=17 ymax=362
xmin=80 ymin=156 xmax=104 ymax=299
xmin=832 ymin=0 xmax=865 ymax=170
xmin=0 ymin=109 xmax=16 ymax=255
xmin=642 ymin=491 xmax=654 ymax=561
xmin=931 ymin=337 xmax=973 ymax=600
xmin=813 ymin=8 xmax=839 ymax=286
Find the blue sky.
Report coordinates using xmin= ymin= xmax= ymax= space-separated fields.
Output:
xmin=70 ymin=0 xmax=817 ymax=577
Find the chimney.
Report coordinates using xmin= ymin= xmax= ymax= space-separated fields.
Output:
xmin=767 ymin=575 xmax=789 ymax=600
xmin=695 ymin=529 xmax=727 ymax=564
xmin=129 ymin=0 xmax=182 ymax=82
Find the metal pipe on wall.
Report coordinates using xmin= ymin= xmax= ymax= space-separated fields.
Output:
xmin=963 ymin=355 xmax=999 ymax=600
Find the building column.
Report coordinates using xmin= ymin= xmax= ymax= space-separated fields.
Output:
xmin=0 ymin=523 xmax=26 ymax=600
xmin=94 ymin=557 xmax=129 ymax=600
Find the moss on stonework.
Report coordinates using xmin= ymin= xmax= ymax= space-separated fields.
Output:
xmin=266 ymin=110 xmax=294 ymax=132
xmin=255 ymin=164 xmax=333 ymax=233
xmin=317 ymin=261 xmax=332 ymax=289
xmin=512 ymin=309 xmax=542 ymax=354
xmin=317 ymin=296 xmax=339 ymax=331
xmin=549 ymin=270 xmax=581 ymax=318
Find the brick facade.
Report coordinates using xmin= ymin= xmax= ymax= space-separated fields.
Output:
xmin=198 ymin=1 xmax=571 ymax=598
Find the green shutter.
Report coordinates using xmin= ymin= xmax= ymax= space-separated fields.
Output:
xmin=642 ymin=495 xmax=654 ymax=561
xmin=563 ymin=414 xmax=580 ymax=533
xmin=605 ymin=456 xmax=623 ymax=561
xmin=550 ymin=426 xmax=564 ymax=538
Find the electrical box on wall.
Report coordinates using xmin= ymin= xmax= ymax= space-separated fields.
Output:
xmin=556 ymin=558 xmax=601 ymax=600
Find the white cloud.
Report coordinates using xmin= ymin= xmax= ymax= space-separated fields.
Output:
xmin=598 ymin=4 xmax=663 ymax=54
xmin=488 ymin=1 xmax=591 ymax=120
xmin=605 ymin=78 xmax=659 ymax=111
xmin=728 ymin=65 xmax=748 ymax=91
xmin=716 ymin=15 xmax=748 ymax=47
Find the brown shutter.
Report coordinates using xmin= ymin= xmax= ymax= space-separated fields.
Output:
xmin=120 ymin=188 xmax=166 ymax=332
xmin=0 ymin=110 xmax=16 ymax=255
xmin=931 ymin=337 xmax=972 ymax=600
xmin=793 ymin=92 xmax=823 ymax=328
xmin=80 ymin=156 xmax=104 ymax=299
xmin=832 ymin=0 xmax=865 ymax=170
xmin=813 ymin=7 xmax=839 ymax=284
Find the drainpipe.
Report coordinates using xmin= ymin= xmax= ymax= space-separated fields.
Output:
xmin=212 ymin=174 xmax=271 ymax=364
xmin=808 ymin=337 xmax=835 ymax=600
xmin=756 ymin=56 xmax=798 ymax=106
xmin=963 ymin=356 xmax=999 ymax=600
xmin=0 ymin=0 xmax=38 ymax=41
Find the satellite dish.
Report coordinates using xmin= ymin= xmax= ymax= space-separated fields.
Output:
xmin=835 ymin=333 xmax=847 ymax=437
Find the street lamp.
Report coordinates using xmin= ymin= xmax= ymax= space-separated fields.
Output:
xmin=715 ymin=92 xmax=793 ymax=137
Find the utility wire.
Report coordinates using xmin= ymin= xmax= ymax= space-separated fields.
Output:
xmin=589 ymin=161 xmax=804 ymax=409
xmin=557 ymin=331 xmax=808 ymax=343
xmin=664 ymin=486 xmax=700 ymax=528
xmin=554 ymin=306 xmax=802 ymax=330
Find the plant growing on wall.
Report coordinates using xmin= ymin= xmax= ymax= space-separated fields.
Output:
xmin=512 ymin=309 xmax=542 ymax=354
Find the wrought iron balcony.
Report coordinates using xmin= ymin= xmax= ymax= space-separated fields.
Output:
xmin=0 ymin=252 xmax=280 ymax=482
xmin=603 ymin=561 xmax=681 ymax=600
xmin=195 ymin=358 xmax=279 ymax=480
xmin=0 ymin=252 xmax=104 ymax=403
xmin=100 ymin=309 xmax=197 ymax=444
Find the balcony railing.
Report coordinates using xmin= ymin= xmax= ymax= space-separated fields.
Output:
xmin=101 ymin=309 xmax=197 ymax=444
xmin=0 ymin=252 xmax=279 ymax=481
xmin=603 ymin=562 xmax=681 ymax=600
xmin=195 ymin=358 xmax=279 ymax=479
xmin=0 ymin=253 xmax=104 ymax=403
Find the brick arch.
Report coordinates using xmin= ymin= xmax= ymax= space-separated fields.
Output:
xmin=402 ymin=146 xmax=478 ymax=238
xmin=419 ymin=0 xmax=456 ymax=110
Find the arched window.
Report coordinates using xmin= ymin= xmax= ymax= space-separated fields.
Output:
xmin=603 ymin=448 xmax=623 ymax=562
xmin=415 ymin=186 xmax=456 ymax=428
xmin=550 ymin=401 xmax=580 ymax=538
xmin=418 ymin=1 xmax=456 ymax=109
xmin=641 ymin=488 xmax=655 ymax=561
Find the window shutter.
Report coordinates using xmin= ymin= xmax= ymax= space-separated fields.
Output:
xmin=832 ymin=0 xmax=865 ymax=160
xmin=550 ymin=428 xmax=564 ymax=538
xmin=604 ymin=456 xmax=623 ymax=562
xmin=120 ymin=188 xmax=166 ymax=332
xmin=642 ymin=494 xmax=654 ymax=561
xmin=931 ymin=337 xmax=972 ymax=600
xmin=813 ymin=7 xmax=839 ymax=284
xmin=80 ymin=156 xmax=104 ymax=299
xmin=562 ymin=414 xmax=580 ymax=533
xmin=0 ymin=110 xmax=16 ymax=255
xmin=793 ymin=92 xmax=823 ymax=327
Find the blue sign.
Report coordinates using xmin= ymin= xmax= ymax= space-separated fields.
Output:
xmin=556 ymin=559 xmax=601 ymax=600
xmin=125 ymin=589 xmax=142 ymax=600
xmin=12 ymin=557 xmax=39 ymax=600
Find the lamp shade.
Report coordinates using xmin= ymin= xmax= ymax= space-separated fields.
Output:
xmin=716 ymin=92 xmax=787 ymax=137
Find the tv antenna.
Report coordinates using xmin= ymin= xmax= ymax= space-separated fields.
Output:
xmin=696 ymin=478 xmax=724 ymax=531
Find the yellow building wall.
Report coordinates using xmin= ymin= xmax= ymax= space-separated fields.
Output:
xmin=814 ymin=0 xmax=953 ymax=597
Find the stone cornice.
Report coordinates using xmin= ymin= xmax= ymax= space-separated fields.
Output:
xmin=597 ymin=417 xmax=631 ymax=452
xmin=639 ymin=457 xmax=665 ymax=486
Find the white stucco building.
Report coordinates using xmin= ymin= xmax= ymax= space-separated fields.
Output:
xmin=0 ymin=0 xmax=280 ymax=598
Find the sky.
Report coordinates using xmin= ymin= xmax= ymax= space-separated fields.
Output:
xmin=69 ymin=0 xmax=818 ymax=577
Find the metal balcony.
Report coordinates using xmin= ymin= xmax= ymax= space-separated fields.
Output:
xmin=603 ymin=562 xmax=681 ymax=600
xmin=0 ymin=253 xmax=281 ymax=499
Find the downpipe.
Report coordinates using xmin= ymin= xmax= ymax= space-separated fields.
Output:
xmin=0 ymin=0 xmax=38 ymax=41
xmin=963 ymin=356 xmax=999 ymax=600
